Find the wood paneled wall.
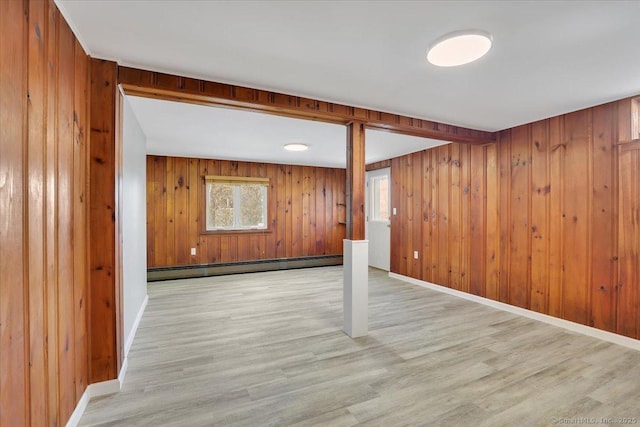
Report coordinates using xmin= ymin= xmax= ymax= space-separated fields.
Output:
xmin=0 ymin=0 xmax=90 ymax=425
xmin=146 ymin=156 xmax=346 ymax=268
xmin=390 ymin=99 xmax=640 ymax=339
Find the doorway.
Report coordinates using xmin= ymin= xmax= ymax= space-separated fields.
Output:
xmin=365 ymin=167 xmax=391 ymax=271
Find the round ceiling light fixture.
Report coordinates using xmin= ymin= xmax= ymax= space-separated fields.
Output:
xmin=283 ymin=143 xmax=309 ymax=152
xmin=426 ymin=30 xmax=492 ymax=67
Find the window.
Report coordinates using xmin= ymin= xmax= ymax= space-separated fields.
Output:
xmin=370 ymin=174 xmax=390 ymax=221
xmin=205 ymin=176 xmax=268 ymax=231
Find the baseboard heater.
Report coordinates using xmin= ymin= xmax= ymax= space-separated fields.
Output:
xmin=147 ymin=254 xmax=344 ymax=282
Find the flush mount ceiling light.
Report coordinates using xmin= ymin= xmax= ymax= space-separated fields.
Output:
xmin=283 ymin=143 xmax=309 ymax=151
xmin=426 ymin=30 xmax=493 ymax=67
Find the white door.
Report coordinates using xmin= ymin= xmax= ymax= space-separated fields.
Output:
xmin=365 ymin=168 xmax=391 ymax=270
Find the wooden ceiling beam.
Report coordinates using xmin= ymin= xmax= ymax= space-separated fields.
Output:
xmin=118 ymin=66 xmax=496 ymax=145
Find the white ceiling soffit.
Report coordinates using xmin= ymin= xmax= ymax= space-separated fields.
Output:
xmin=128 ymin=96 xmax=446 ymax=168
xmin=58 ymin=1 xmax=640 ymax=132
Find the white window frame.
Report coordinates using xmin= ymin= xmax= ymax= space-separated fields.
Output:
xmin=204 ymin=175 xmax=269 ymax=232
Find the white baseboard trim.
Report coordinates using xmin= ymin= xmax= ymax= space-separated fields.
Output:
xmin=65 ymin=374 xmax=122 ymax=427
xmin=66 ymin=295 xmax=147 ymax=427
xmin=125 ymin=294 xmax=148 ymax=356
xmin=118 ymin=357 xmax=129 ymax=385
xmin=65 ymin=386 xmax=90 ymax=427
xmin=389 ymin=272 xmax=640 ymax=352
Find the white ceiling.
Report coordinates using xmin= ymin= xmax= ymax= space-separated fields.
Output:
xmin=128 ymin=96 xmax=447 ymax=168
xmin=58 ymin=0 xmax=640 ymax=132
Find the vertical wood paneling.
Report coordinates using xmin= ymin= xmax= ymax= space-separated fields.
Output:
xmin=390 ymin=157 xmax=401 ymax=274
xmin=449 ymin=144 xmax=462 ymax=290
xmin=460 ymin=145 xmax=471 ymax=294
xmin=400 ymin=155 xmax=419 ymax=277
xmin=436 ymin=145 xmax=450 ymax=286
xmin=173 ymin=157 xmax=189 ymax=265
xmin=89 ymin=57 xmax=118 ymax=383
xmin=263 ymin=163 xmax=276 ymax=259
xmin=617 ymin=144 xmax=640 ymax=338
xmin=276 ymin=164 xmax=287 ymax=258
xmin=390 ymin=97 xmax=639 ymax=340
xmin=429 ymin=150 xmax=440 ymax=282
xmin=314 ymin=167 xmax=326 ymax=255
xmin=197 ymin=161 xmax=210 ymax=262
xmin=421 ymin=151 xmax=433 ymax=283
xmin=548 ymin=116 xmax=564 ymax=318
xmin=188 ymin=159 xmax=199 ymax=262
xmin=165 ymin=157 xmax=176 ymax=266
xmin=1 ymin=1 xmax=92 ymax=424
xmin=291 ymin=165 xmax=303 ymax=255
xmin=332 ymin=168 xmax=341 ymax=254
xmin=285 ymin=164 xmax=293 ymax=258
xmin=57 ymin=19 xmax=76 ymax=419
xmin=590 ymin=104 xmax=617 ymax=331
xmin=26 ymin=1 xmax=47 ymax=423
xmin=507 ymin=125 xmax=531 ymax=309
xmin=146 ymin=157 xmax=155 ymax=265
xmin=411 ymin=152 xmax=423 ymax=279
xmin=394 ymin=156 xmax=405 ymax=276
xmin=146 ymin=156 xmax=346 ymax=267
xmin=302 ymin=166 xmax=311 ymax=256
xmin=530 ymin=120 xmax=549 ymax=313
xmin=498 ymin=131 xmax=511 ymax=303
xmin=205 ymin=159 xmax=220 ymax=263
xmin=469 ymin=145 xmax=486 ymax=296
xmin=485 ymin=143 xmax=500 ymax=301
xmin=561 ymin=110 xmax=590 ymax=324
xmin=155 ymin=156 xmax=168 ymax=265
xmin=45 ymin=4 xmax=61 ymax=423
xmin=0 ymin=0 xmax=28 ymax=424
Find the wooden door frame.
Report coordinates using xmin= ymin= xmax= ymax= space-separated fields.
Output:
xmin=91 ymin=62 xmax=497 ymax=385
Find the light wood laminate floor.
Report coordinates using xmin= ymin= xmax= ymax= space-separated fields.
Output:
xmin=81 ymin=267 xmax=640 ymax=426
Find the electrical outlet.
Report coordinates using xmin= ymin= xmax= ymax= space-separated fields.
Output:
xmin=413 ymin=250 xmax=419 ymax=259
xmin=190 ymin=247 xmax=196 ymax=256
xmin=393 ymin=207 xmax=397 ymax=215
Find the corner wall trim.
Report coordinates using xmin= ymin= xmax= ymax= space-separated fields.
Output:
xmin=66 ymin=309 xmax=138 ymax=427
xmin=65 ymin=387 xmax=90 ymax=427
xmin=125 ymin=295 xmax=148 ymax=356
xmin=65 ymin=373 xmax=122 ymax=427
xmin=389 ymin=272 xmax=640 ymax=352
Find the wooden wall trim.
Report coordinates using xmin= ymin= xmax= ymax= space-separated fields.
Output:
xmin=89 ymin=58 xmax=118 ymax=383
xmin=346 ymin=122 xmax=366 ymax=240
xmin=618 ymin=139 xmax=640 ymax=152
xmin=365 ymin=159 xmax=391 ymax=171
xmin=117 ymin=67 xmax=495 ymax=145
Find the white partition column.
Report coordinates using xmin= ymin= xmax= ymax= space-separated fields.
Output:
xmin=343 ymin=239 xmax=368 ymax=337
